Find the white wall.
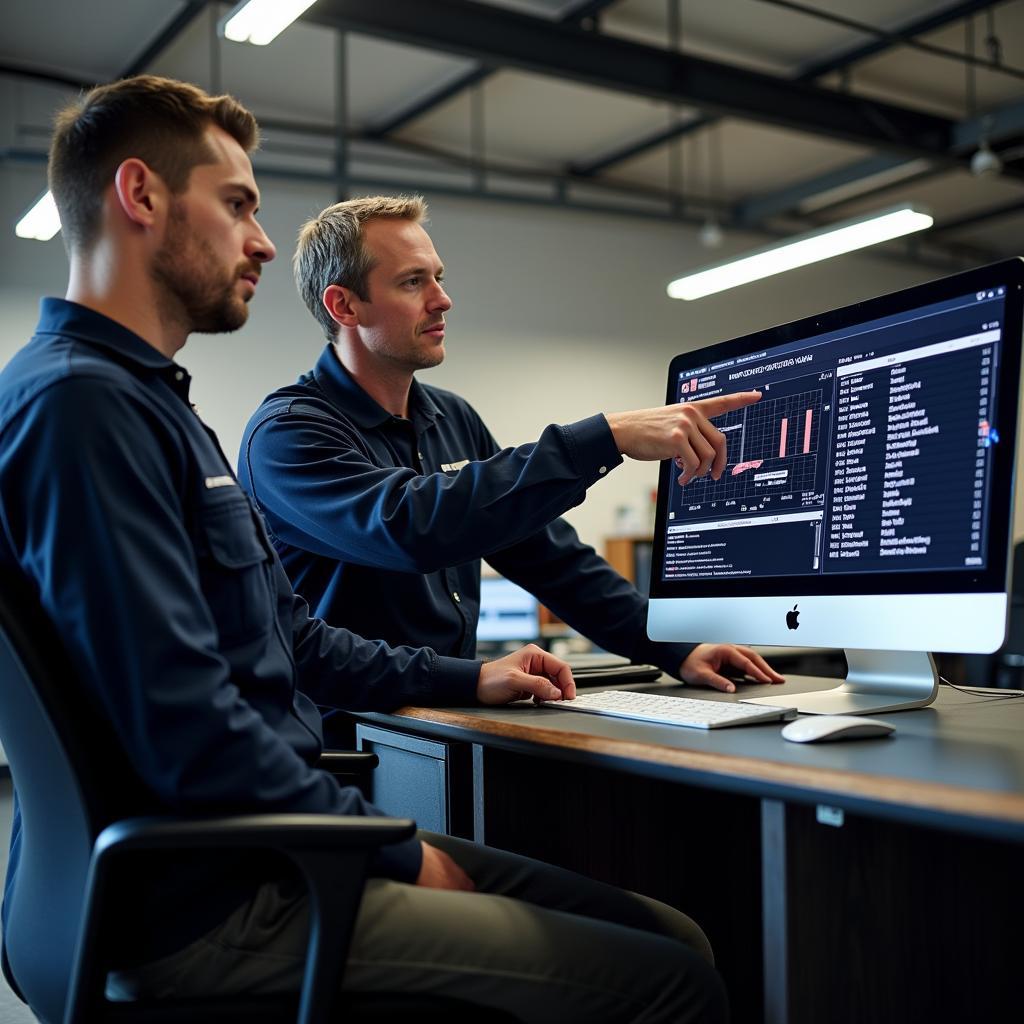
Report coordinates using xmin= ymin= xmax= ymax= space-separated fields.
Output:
xmin=4 ymin=161 xmax=1014 ymax=550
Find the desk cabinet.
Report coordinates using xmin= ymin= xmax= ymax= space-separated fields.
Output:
xmin=348 ymin=688 xmax=1024 ymax=1024
xmin=355 ymin=723 xmax=474 ymax=838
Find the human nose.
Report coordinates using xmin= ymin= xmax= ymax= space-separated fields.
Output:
xmin=429 ymin=281 xmax=452 ymax=312
xmin=246 ymin=223 xmax=276 ymax=264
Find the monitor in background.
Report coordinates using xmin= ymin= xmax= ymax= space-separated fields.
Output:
xmin=476 ymin=577 xmax=540 ymax=649
xmin=648 ymin=258 xmax=1024 ymax=714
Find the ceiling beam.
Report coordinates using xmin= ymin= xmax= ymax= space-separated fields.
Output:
xmin=758 ymin=0 xmax=1024 ymax=82
xmin=734 ymin=155 xmax=933 ymax=225
xmin=365 ymin=0 xmax=621 ymax=138
xmin=932 ymin=197 xmax=1024 ymax=236
xmin=120 ymin=0 xmax=213 ymax=77
xmin=735 ymin=96 xmax=1024 ymax=226
xmin=570 ymin=0 xmax=1005 ymax=177
xmin=2 ymin=142 xmax=994 ymax=275
xmin=302 ymin=0 xmax=954 ymax=158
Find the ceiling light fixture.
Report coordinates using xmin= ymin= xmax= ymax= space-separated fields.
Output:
xmin=220 ymin=0 xmax=319 ymax=46
xmin=15 ymin=190 xmax=60 ymax=241
xmin=667 ymin=205 xmax=933 ymax=301
xmin=698 ymin=218 xmax=724 ymax=249
xmin=970 ymin=142 xmax=1003 ymax=177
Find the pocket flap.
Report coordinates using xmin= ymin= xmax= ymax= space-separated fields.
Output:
xmin=199 ymin=498 xmax=268 ymax=569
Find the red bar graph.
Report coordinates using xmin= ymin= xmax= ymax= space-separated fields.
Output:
xmin=778 ymin=417 xmax=788 ymax=459
xmin=803 ymin=409 xmax=812 ymax=454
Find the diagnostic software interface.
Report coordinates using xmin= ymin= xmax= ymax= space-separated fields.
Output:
xmin=662 ymin=284 xmax=1008 ymax=582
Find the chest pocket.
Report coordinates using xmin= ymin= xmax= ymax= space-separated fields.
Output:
xmin=195 ymin=492 xmax=274 ymax=647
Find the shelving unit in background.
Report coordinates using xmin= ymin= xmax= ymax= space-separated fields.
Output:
xmin=604 ymin=535 xmax=653 ymax=596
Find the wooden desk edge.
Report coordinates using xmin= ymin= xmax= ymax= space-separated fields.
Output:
xmin=388 ymin=706 xmax=1024 ymax=827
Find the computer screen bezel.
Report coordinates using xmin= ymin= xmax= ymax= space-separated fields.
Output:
xmin=649 ymin=257 xmax=1024 ymax=601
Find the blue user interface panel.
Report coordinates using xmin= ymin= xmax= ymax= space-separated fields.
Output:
xmin=662 ymin=285 xmax=1007 ymax=583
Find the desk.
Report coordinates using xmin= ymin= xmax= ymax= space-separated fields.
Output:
xmin=344 ymin=678 xmax=1024 ymax=1024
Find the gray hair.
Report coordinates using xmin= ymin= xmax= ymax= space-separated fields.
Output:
xmin=293 ymin=194 xmax=428 ymax=340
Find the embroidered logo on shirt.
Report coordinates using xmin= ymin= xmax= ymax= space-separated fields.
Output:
xmin=440 ymin=459 xmax=470 ymax=472
xmin=204 ymin=475 xmax=236 ymax=489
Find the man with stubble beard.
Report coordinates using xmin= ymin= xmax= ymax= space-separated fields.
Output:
xmin=0 ymin=76 xmax=726 ymax=1023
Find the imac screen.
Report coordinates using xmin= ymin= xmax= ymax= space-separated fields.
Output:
xmin=652 ymin=261 xmax=1023 ymax=600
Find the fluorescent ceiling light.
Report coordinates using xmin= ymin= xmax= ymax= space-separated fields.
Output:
xmin=221 ymin=0 xmax=319 ymax=46
xmin=15 ymin=190 xmax=60 ymax=241
xmin=668 ymin=205 xmax=933 ymax=301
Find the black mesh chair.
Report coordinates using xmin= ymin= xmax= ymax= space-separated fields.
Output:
xmin=0 ymin=569 xmax=512 ymax=1023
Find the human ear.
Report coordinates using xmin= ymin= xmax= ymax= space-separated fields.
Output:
xmin=112 ymin=158 xmax=163 ymax=229
xmin=323 ymin=284 xmax=362 ymax=329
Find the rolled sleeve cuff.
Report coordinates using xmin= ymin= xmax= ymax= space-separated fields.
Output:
xmin=430 ymin=653 xmax=483 ymax=704
xmin=563 ymin=414 xmax=623 ymax=487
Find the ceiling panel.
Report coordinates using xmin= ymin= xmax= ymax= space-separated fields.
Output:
xmin=0 ymin=0 xmax=188 ymax=83
xmin=609 ymin=118 xmax=869 ymax=202
xmin=398 ymin=68 xmax=695 ymax=170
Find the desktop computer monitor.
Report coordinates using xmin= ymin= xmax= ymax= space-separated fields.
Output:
xmin=648 ymin=258 xmax=1024 ymax=714
xmin=476 ymin=577 xmax=540 ymax=647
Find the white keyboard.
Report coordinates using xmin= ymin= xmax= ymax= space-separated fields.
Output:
xmin=542 ymin=690 xmax=797 ymax=729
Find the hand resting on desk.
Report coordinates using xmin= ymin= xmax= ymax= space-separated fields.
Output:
xmin=679 ymin=643 xmax=786 ymax=694
xmin=477 ymin=643 xmax=576 ymax=705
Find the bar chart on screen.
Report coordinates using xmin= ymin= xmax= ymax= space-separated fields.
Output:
xmin=679 ymin=375 xmax=827 ymax=514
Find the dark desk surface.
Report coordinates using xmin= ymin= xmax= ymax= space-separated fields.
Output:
xmin=357 ymin=676 xmax=1024 ymax=842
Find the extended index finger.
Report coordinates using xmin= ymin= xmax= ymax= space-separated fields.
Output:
xmin=694 ymin=389 xmax=761 ymax=419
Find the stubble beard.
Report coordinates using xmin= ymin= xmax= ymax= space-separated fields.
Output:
xmin=369 ymin=332 xmax=445 ymax=374
xmin=152 ymin=203 xmax=251 ymax=336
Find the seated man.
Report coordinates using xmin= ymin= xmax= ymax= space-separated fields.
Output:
xmin=0 ymin=75 xmax=725 ymax=1022
xmin=239 ymin=196 xmax=784 ymax=692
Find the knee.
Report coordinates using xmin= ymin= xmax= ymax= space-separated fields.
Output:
xmin=684 ymin=918 xmax=715 ymax=967
xmin=640 ymin=897 xmax=716 ymax=966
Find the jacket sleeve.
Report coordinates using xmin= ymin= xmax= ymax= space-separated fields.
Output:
xmin=0 ymin=379 xmax=426 ymax=880
xmin=241 ymin=403 xmax=623 ymax=573
xmin=486 ymin=520 xmax=696 ymax=678
xmin=285 ymin=567 xmax=481 ymax=709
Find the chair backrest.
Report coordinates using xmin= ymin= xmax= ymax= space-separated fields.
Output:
xmin=0 ymin=569 xmax=151 ymax=1024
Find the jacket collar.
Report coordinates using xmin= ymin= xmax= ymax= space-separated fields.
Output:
xmin=35 ymin=298 xmax=193 ymax=398
xmin=312 ymin=344 xmax=443 ymax=429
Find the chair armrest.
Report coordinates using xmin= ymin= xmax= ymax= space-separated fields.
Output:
xmin=317 ymin=750 xmax=379 ymax=778
xmin=67 ymin=815 xmax=416 ymax=1024
xmin=94 ymin=813 xmax=410 ymax=855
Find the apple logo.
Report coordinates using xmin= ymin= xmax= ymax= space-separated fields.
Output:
xmin=786 ymin=604 xmax=800 ymax=630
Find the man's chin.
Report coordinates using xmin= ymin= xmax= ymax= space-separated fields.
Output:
xmin=417 ymin=346 xmax=445 ymax=370
xmin=192 ymin=303 xmax=249 ymax=335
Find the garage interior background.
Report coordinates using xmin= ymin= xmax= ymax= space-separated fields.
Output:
xmin=2 ymin=0 xmax=1023 ymax=549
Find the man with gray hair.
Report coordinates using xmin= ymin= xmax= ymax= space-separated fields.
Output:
xmin=240 ymin=195 xmax=784 ymax=692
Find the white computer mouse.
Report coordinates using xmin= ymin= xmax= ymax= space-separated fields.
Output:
xmin=781 ymin=715 xmax=895 ymax=743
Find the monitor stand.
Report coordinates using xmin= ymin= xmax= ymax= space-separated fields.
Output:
xmin=741 ymin=649 xmax=939 ymax=715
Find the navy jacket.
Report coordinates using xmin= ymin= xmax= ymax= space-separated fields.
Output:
xmin=239 ymin=345 xmax=694 ymax=673
xmin=0 ymin=301 xmax=479 ymax=961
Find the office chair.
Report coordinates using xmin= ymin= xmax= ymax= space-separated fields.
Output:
xmin=0 ymin=570 xmax=516 ymax=1024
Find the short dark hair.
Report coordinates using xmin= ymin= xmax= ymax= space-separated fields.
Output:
xmin=293 ymin=195 xmax=428 ymax=341
xmin=49 ymin=74 xmax=259 ymax=252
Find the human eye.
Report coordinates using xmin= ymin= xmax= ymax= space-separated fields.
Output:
xmin=402 ymin=276 xmax=421 ymax=289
